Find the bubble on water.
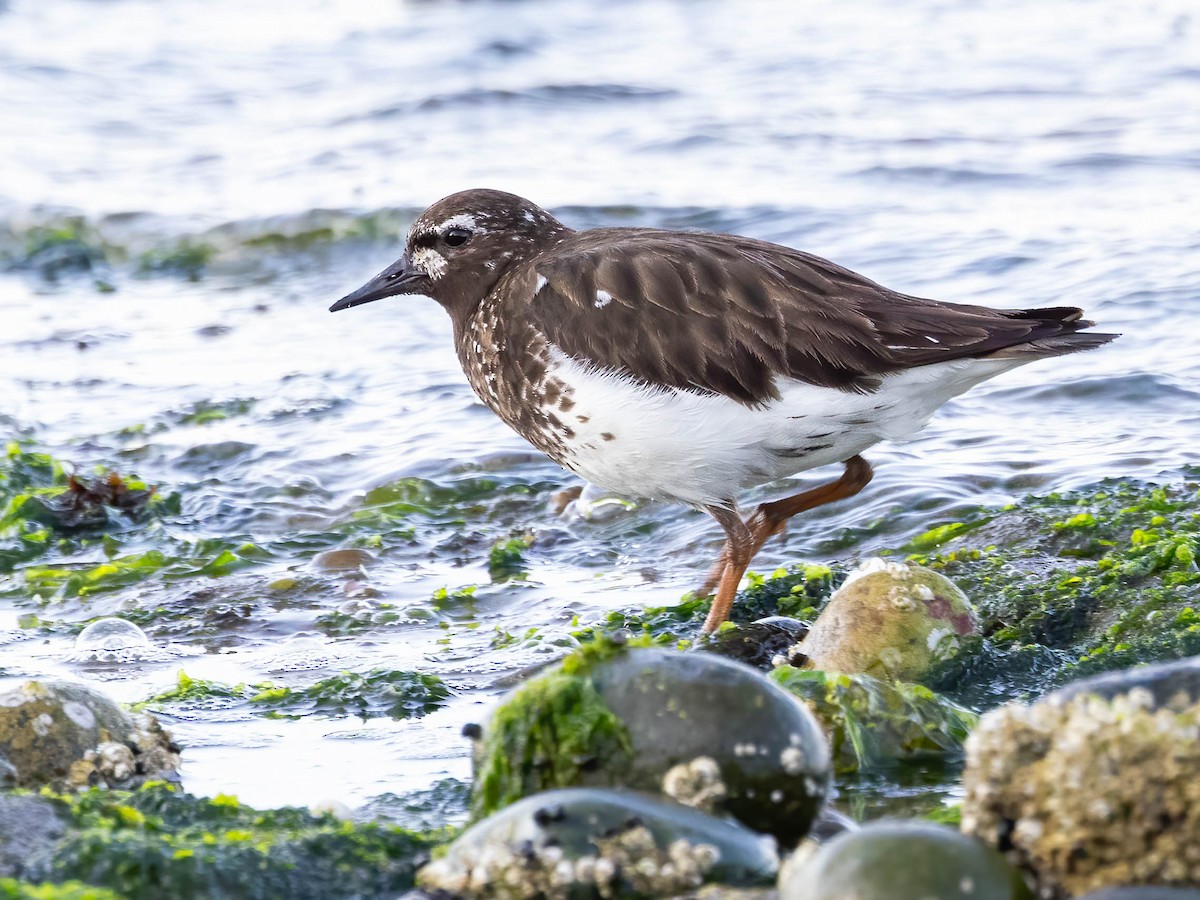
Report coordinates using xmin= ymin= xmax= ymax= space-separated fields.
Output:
xmin=68 ymin=617 xmax=174 ymax=663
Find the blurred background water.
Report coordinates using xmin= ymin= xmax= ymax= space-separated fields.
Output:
xmin=1 ymin=0 xmax=1197 ymax=812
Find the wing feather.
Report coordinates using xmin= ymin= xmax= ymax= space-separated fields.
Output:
xmin=515 ymin=228 xmax=1107 ymax=405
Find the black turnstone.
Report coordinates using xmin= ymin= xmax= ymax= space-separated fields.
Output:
xmin=331 ymin=189 xmax=1116 ymax=632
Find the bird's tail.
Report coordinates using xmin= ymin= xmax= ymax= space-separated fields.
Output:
xmin=984 ymin=307 xmax=1119 ymax=360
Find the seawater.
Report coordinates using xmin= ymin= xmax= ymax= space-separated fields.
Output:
xmin=0 ymin=0 xmax=1197 ymax=811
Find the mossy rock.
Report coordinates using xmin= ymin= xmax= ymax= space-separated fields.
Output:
xmin=0 ymin=879 xmax=121 ymax=900
xmin=1077 ymin=890 xmax=1200 ymax=900
xmin=419 ymin=788 xmax=778 ymax=899
xmin=797 ymin=560 xmax=978 ymax=681
xmin=911 ymin=472 xmax=1200 ymax=702
xmin=0 ymin=681 xmax=179 ymax=791
xmin=10 ymin=782 xmax=437 ymax=899
xmin=770 ymin=667 xmax=977 ymax=774
xmin=471 ymin=642 xmax=831 ymax=847
xmin=779 ymin=820 xmax=1031 ymax=899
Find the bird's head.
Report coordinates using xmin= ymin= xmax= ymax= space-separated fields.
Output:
xmin=330 ymin=188 xmax=569 ymax=319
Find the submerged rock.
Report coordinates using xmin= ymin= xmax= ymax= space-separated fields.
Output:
xmin=0 ymin=680 xmax=180 ymax=790
xmin=311 ymin=548 xmax=377 ymax=572
xmin=0 ymin=795 xmax=66 ymax=878
xmin=770 ymin=667 xmax=977 ymax=773
xmin=1077 ymin=891 xmax=1200 ymax=900
xmin=703 ymin=616 xmax=810 ymax=670
xmin=778 ymin=820 xmax=1031 ymax=900
xmin=10 ymin=781 xmax=434 ymax=898
xmin=797 ymin=559 xmax=978 ymax=681
xmin=961 ymin=657 xmax=1200 ymax=896
xmin=418 ymin=788 xmax=778 ymax=899
xmin=471 ymin=643 xmax=831 ymax=846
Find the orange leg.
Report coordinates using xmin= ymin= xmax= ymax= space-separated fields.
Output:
xmin=697 ymin=456 xmax=874 ymax=632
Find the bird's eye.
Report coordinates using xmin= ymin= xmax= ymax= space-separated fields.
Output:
xmin=443 ymin=227 xmax=471 ymax=248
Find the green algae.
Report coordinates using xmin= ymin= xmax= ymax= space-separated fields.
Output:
xmin=136 ymin=669 xmax=450 ymax=721
xmin=132 ymin=671 xmax=257 ymax=712
xmin=770 ymin=667 xmax=977 ymax=774
xmin=0 ymin=879 xmax=120 ymax=900
xmin=576 ymin=563 xmax=840 ymax=646
xmin=487 ymin=536 xmax=530 ymax=581
xmin=172 ymin=398 xmax=256 ymax=426
xmin=135 ymin=241 xmax=214 ymax=280
xmin=16 ymin=782 xmax=438 ymax=900
xmin=911 ymin=472 xmax=1200 ymax=703
xmin=470 ymin=645 xmax=635 ymax=821
xmin=249 ymin=669 xmax=450 ymax=721
xmin=0 ymin=444 xmax=179 ymax=577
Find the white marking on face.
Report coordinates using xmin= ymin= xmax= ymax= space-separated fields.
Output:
xmin=594 ymin=289 xmax=613 ymax=309
xmin=434 ymin=213 xmax=477 ymax=233
xmin=412 ymin=247 xmax=448 ymax=281
xmin=535 ymin=275 xmax=548 ymax=293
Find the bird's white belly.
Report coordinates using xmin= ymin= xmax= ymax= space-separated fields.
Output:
xmin=545 ymin=347 xmax=1023 ymax=507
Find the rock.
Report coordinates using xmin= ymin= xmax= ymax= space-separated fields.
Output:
xmin=770 ymin=667 xmax=977 ymax=773
xmin=778 ymin=820 xmax=1031 ymax=900
xmin=418 ymin=788 xmax=778 ymax=899
xmin=703 ymin=616 xmax=810 ymax=670
xmin=0 ymin=680 xmax=180 ymax=790
xmin=312 ymin=548 xmax=377 ymax=572
xmin=471 ymin=643 xmax=831 ymax=846
xmin=961 ymin=657 xmax=1200 ymax=896
xmin=0 ymin=795 xmax=66 ymax=878
xmin=15 ymin=781 xmax=434 ymax=897
xmin=1077 ymin=891 xmax=1200 ymax=900
xmin=808 ymin=807 xmax=857 ymax=843
xmin=1050 ymin=653 xmax=1200 ymax=706
xmin=797 ymin=559 xmax=978 ymax=681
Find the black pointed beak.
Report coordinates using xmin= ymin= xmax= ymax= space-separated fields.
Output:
xmin=329 ymin=254 xmax=428 ymax=312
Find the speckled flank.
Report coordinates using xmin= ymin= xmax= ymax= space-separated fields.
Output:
xmin=456 ymin=285 xmax=578 ymax=466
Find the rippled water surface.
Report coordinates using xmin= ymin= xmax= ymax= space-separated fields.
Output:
xmin=1 ymin=0 xmax=1198 ymax=812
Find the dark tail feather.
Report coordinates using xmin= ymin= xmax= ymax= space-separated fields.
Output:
xmin=987 ymin=306 xmax=1119 ymax=360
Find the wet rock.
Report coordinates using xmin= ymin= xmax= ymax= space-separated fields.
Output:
xmin=797 ymin=559 xmax=978 ymax=681
xmin=770 ymin=667 xmax=977 ymax=773
xmin=471 ymin=644 xmax=831 ymax=846
xmin=779 ymin=820 xmax=1031 ymax=900
xmin=703 ymin=616 xmax=810 ymax=670
xmin=418 ymin=788 xmax=778 ymax=898
xmin=961 ymin=657 xmax=1200 ymax=896
xmin=1077 ymin=891 xmax=1200 ymax=900
xmin=0 ymin=680 xmax=180 ymax=790
xmin=0 ymin=795 xmax=66 ymax=878
xmin=807 ymin=807 xmax=857 ymax=843
xmin=312 ymin=548 xmax=378 ymax=572
xmin=17 ymin=781 xmax=434 ymax=897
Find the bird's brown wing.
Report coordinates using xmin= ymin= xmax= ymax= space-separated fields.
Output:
xmin=522 ymin=228 xmax=1103 ymax=406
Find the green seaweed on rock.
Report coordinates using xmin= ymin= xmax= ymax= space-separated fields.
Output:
xmin=470 ymin=643 xmax=635 ymax=821
xmin=249 ymin=669 xmax=451 ymax=721
xmin=20 ymin=782 xmax=438 ymax=900
xmin=576 ymin=563 xmax=840 ymax=646
xmin=771 ymin=667 xmax=977 ymax=774
xmin=0 ymin=879 xmax=121 ymax=900
xmin=912 ymin=472 xmax=1200 ymax=704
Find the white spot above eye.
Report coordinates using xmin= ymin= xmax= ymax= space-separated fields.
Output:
xmin=594 ymin=289 xmax=613 ymax=309
xmin=535 ymin=275 xmax=548 ymax=293
xmin=435 ymin=213 xmax=477 ymax=232
xmin=412 ymin=247 xmax=448 ymax=281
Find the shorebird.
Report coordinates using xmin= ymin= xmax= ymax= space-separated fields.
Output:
xmin=331 ymin=189 xmax=1115 ymax=632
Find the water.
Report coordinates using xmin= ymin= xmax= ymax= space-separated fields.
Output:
xmin=1 ymin=0 xmax=1198 ymax=813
